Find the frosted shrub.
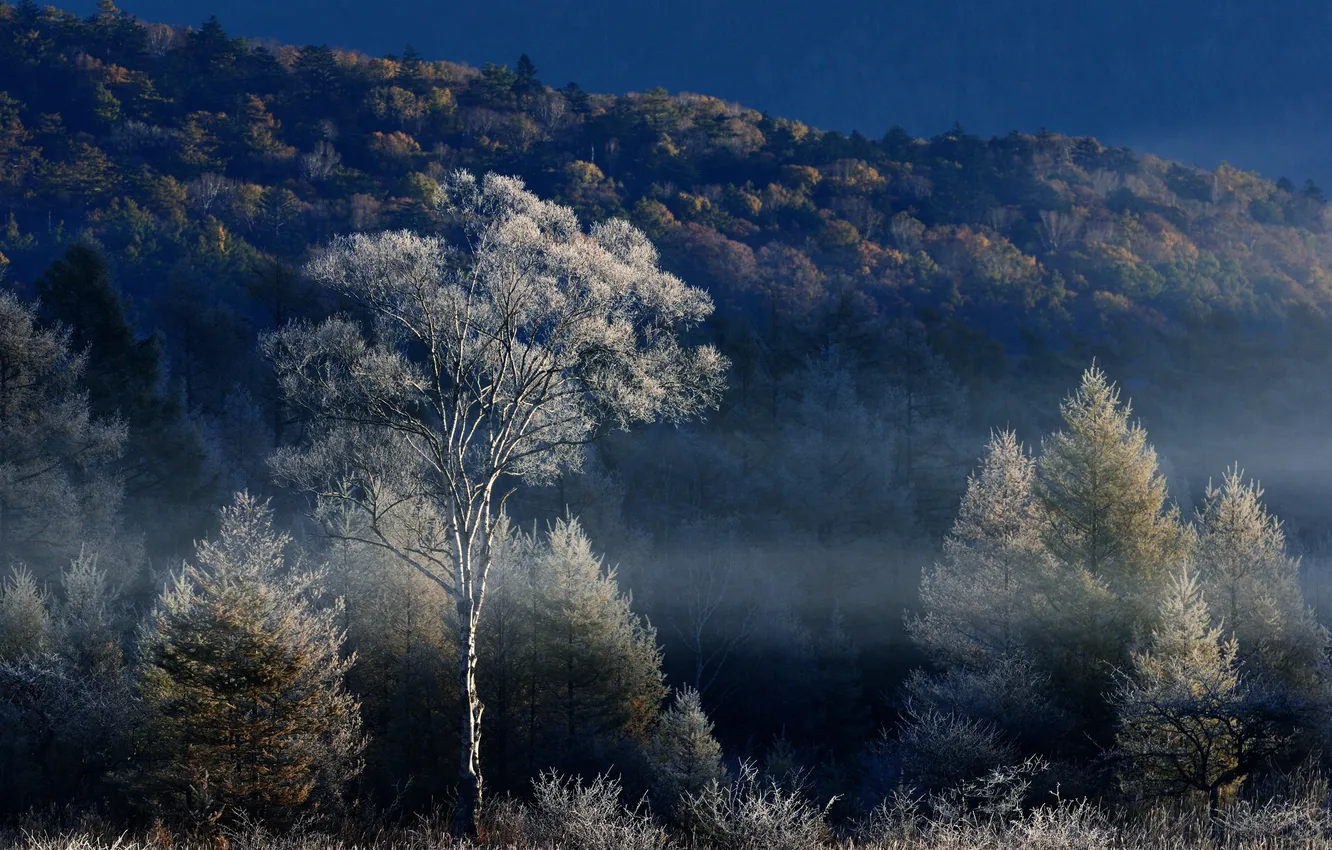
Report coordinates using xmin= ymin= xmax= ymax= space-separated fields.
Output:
xmin=680 ymin=760 xmax=834 ymax=850
xmin=530 ymin=770 xmax=669 ymax=850
xmin=894 ymin=709 xmax=1020 ymax=795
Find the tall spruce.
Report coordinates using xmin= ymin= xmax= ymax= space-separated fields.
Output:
xmin=34 ymin=243 xmax=214 ymax=556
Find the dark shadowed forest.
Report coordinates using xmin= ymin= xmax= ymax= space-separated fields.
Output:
xmin=8 ymin=2 xmax=1332 ymax=848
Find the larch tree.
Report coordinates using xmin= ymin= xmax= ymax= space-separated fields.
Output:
xmin=263 ymin=170 xmax=726 ymax=835
xmin=1113 ymin=567 xmax=1282 ymax=816
xmin=0 ymin=552 xmax=135 ymax=814
xmin=1035 ymin=365 xmax=1190 ymax=711
xmin=1194 ymin=467 xmax=1328 ymax=694
xmin=0 ymin=567 xmax=51 ymax=661
xmin=910 ymin=429 xmax=1050 ymax=667
xmin=646 ymin=687 xmax=726 ymax=818
xmin=531 ymin=518 xmax=665 ymax=767
xmin=480 ymin=516 xmax=665 ymax=788
xmin=1036 ymin=365 xmax=1189 ymax=605
xmin=53 ymin=546 xmax=125 ymax=679
xmin=135 ymin=494 xmax=364 ymax=827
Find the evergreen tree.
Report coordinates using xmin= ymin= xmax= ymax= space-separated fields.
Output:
xmin=53 ymin=547 xmax=124 ymax=678
xmin=514 ymin=54 xmax=542 ymax=101
xmin=1036 ymin=365 xmax=1189 ymax=603
xmin=135 ymin=494 xmax=364 ymax=826
xmin=0 ymin=291 xmax=130 ymax=580
xmin=1113 ymin=566 xmax=1282 ymax=815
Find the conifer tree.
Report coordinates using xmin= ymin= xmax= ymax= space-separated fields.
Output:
xmin=135 ymin=494 xmax=364 ymax=826
xmin=53 ymin=547 xmax=125 ymax=678
xmin=1036 ymin=365 xmax=1189 ymax=605
xmin=1113 ymin=567 xmax=1282 ymax=815
xmin=480 ymin=517 xmax=666 ymax=787
xmin=0 ymin=552 xmax=134 ymax=814
xmin=0 ymin=567 xmax=51 ymax=661
xmin=537 ymin=517 xmax=666 ymax=752
xmin=1035 ymin=366 xmax=1190 ymax=713
xmin=1194 ymin=467 xmax=1328 ymax=693
xmin=34 ymin=244 xmax=213 ymax=556
xmin=0 ymin=291 xmax=129 ymax=580
xmin=646 ymin=687 xmax=726 ymax=817
xmin=911 ymin=429 xmax=1050 ymax=666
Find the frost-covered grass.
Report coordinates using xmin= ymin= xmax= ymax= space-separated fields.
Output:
xmin=6 ymin=768 xmax=1332 ymax=850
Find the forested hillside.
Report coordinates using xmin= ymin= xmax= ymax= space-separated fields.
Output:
xmin=6 ymin=0 xmax=1332 ymax=844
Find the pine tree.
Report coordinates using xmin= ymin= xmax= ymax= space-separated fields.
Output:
xmin=1113 ymin=567 xmax=1281 ymax=815
xmin=646 ymin=687 xmax=726 ymax=817
xmin=135 ymin=494 xmax=364 ymax=826
xmin=1195 ymin=467 xmax=1328 ymax=693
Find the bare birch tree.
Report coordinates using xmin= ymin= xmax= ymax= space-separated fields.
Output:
xmin=263 ymin=170 xmax=726 ymax=835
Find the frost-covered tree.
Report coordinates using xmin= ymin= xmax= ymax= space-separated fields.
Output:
xmin=534 ymin=518 xmax=666 ymax=751
xmin=480 ymin=516 xmax=666 ymax=789
xmin=0 ymin=651 xmax=138 ymax=814
xmin=0 ymin=550 xmax=134 ymax=814
xmin=0 ymin=566 xmax=51 ymax=661
xmin=329 ymin=526 xmax=460 ymax=811
xmin=646 ymin=687 xmax=726 ymax=817
xmin=890 ymin=708 xmax=1019 ymax=797
xmin=1113 ymin=567 xmax=1282 ymax=815
xmin=135 ymin=494 xmax=364 ymax=826
xmin=1194 ymin=467 xmax=1328 ymax=693
xmin=0 ymin=292 xmax=129 ymax=580
xmin=1036 ymin=365 xmax=1189 ymax=612
xmin=265 ymin=170 xmax=725 ymax=834
xmin=35 ymin=243 xmax=214 ymax=555
xmin=53 ymin=547 xmax=125 ymax=678
xmin=910 ymin=430 xmax=1050 ymax=666
xmin=1035 ymin=366 xmax=1190 ymax=712
xmin=898 ymin=654 xmax=1068 ymax=754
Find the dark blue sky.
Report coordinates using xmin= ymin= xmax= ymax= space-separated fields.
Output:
xmin=82 ymin=0 xmax=1332 ymax=184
